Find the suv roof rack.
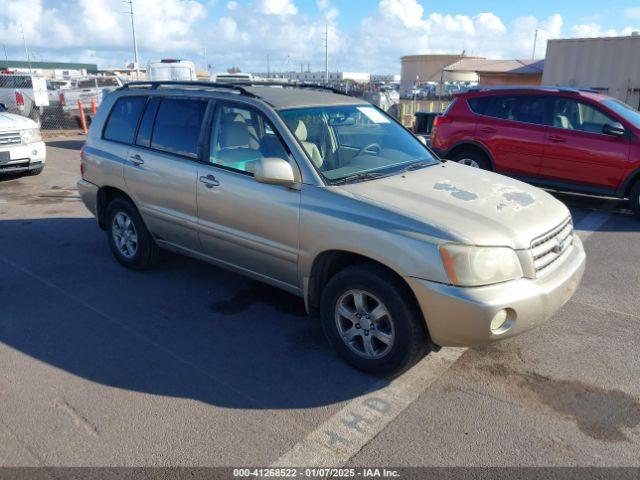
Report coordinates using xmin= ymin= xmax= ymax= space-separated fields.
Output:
xmin=119 ymin=81 xmax=259 ymax=98
xmin=462 ymin=85 xmax=600 ymax=95
xmin=119 ymin=80 xmax=348 ymax=99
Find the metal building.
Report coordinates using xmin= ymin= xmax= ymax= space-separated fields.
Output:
xmin=400 ymin=54 xmax=483 ymax=96
xmin=542 ymin=34 xmax=640 ymax=108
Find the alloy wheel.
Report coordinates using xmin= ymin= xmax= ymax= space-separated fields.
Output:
xmin=334 ymin=289 xmax=395 ymax=359
xmin=457 ymin=158 xmax=480 ymax=168
xmin=111 ymin=212 xmax=138 ymax=259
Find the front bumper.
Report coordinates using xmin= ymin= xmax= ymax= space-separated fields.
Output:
xmin=77 ymin=178 xmax=99 ymax=216
xmin=407 ymin=236 xmax=586 ymax=347
xmin=0 ymin=141 xmax=46 ymax=174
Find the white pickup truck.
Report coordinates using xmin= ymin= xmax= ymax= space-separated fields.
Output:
xmin=58 ymin=76 xmax=123 ymax=120
xmin=0 ymin=73 xmax=49 ymax=124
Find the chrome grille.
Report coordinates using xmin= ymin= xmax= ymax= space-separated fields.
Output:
xmin=0 ymin=131 xmax=21 ymax=146
xmin=530 ymin=218 xmax=574 ymax=275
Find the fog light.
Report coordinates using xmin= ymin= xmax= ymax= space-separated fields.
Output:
xmin=490 ymin=309 xmax=509 ymax=333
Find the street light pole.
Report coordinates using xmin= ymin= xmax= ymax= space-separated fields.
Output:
xmin=127 ymin=0 xmax=140 ymax=79
xmin=532 ymin=29 xmax=539 ymax=59
xmin=19 ymin=21 xmax=32 ymax=72
xmin=324 ymin=23 xmax=329 ymax=84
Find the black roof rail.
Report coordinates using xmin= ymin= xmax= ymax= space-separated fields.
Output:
xmin=462 ymin=85 xmax=600 ymax=95
xmin=119 ymin=80 xmax=350 ymax=98
xmin=119 ymin=80 xmax=259 ymax=98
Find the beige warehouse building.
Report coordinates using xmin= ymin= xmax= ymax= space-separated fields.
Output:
xmin=542 ymin=34 xmax=640 ymax=108
xmin=400 ymin=54 xmax=483 ymax=95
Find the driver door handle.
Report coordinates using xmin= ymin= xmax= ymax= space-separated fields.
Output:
xmin=199 ymin=174 xmax=220 ymax=188
xmin=129 ymin=154 xmax=144 ymax=165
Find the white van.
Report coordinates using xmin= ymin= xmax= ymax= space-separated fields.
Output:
xmin=147 ymin=59 xmax=196 ymax=82
xmin=0 ymin=73 xmax=49 ymax=123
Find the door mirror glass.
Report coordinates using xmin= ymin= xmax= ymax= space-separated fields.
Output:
xmin=254 ymin=157 xmax=296 ymax=186
xmin=602 ymin=122 xmax=625 ymax=137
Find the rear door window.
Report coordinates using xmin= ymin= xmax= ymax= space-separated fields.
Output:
xmin=150 ymin=98 xmax=208 ymax=158
xmin=474 ymin=95 xmax=548 ymax=126
xmin=103 ymin=96 xmax=147 ymax=144
xmin=135 ymin=97 xmax=160 ymax=148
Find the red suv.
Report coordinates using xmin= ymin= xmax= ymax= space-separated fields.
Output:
xmin=430 ymin=86 xmax=640 ymax=215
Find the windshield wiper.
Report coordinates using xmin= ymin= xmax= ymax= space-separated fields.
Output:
xmin=399 ymin=160 xmax=437 ymax=173
xmin=331 ymin=171 xmax=388 ymax=185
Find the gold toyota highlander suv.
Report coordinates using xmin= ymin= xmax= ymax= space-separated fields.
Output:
xmin=78 ymin=82 xmax=586 ymax=376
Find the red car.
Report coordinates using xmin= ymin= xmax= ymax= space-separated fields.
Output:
xmin=430 ymin=86 xmax=640 ymax=215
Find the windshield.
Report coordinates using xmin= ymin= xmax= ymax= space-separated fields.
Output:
xmin=601 ymin=99 xmax=640 ymax=128
xmin=279 ymin=104 xmax=438 ymax=183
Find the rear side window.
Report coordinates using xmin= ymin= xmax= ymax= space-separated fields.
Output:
xmin=103 ymin=96 xmax=147 ymax=144
xmin=470 ymin=95 xmax=548 ymax=126
xmin=0 ymin=76 xmax=33 ymax=89
xmin=151 ymin=98 xmax=208 ymax=158
xmin=467 ymin=97 xmax=491 ymax=115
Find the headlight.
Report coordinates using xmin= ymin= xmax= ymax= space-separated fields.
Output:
xmin=20 ymin=128 xmax=41 ymax=144
xmin=439 ymin=244 xmax=523 ymax=286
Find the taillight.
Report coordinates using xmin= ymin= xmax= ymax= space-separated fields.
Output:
xmin=59 ymin=93 xmax=66 ymax=107
xmin=15 ymin=91 xmax=24 ymax=106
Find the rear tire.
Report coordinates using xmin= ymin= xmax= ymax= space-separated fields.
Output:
xmin=105 ymin=197 xmax=159 ymax=270
xmin=320 ymin=264 xmax=428 ymax=377
xmin=452 ymin=150 xmax=489 ymax=170
xmin=630 ymin=181 xmax=640 ymax=216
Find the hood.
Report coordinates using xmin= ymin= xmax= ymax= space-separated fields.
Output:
xmin=339 ymin=161 xmax=570 ymax=250
xmin=0 ymin=112 xmax=38 ymax=131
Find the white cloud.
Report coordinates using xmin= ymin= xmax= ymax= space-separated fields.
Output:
xmin=0 ymin=0 xmax=637 ymax=74
xmin=258 ymin=0 xmax=297 ymax=16
xmin=570 ymin=23 xmax=619 ymax=38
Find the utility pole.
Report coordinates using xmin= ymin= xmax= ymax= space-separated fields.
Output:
xmin=19 ymin=21 xmax=32 ymax=72
xmin=532 ymin=29 xmax=539 ymax=59
xmin=324 ymin=23 xmax=329 ymax=84
xmin=127 ymin=0 xmax=140 ymax=79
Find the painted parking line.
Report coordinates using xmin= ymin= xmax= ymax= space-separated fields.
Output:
xmin=271 ymin=347 xmax=466 ymax=467
xmin=574 ymin=210 xmax=612 ymax=242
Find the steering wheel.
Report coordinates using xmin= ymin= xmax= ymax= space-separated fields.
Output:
xmin=354 ymin=143 xmax=381 ymax=158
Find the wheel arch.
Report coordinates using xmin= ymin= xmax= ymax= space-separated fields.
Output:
xmin=445 ymin=141 xmax=494 ymax=170
xmin=306 ymin=249 xmax=430 ymax=340
xmin=96 ymin=186 xmax=137 ymax=230
xmin=620 ymin=167 xmax=640 ymax=198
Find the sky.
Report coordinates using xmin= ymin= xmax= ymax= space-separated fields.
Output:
xmin=2 ymin=0 xmax=640 ymax=74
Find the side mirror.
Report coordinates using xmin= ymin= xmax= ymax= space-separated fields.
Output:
xmin=254 ymin=157 xmax=296 ymax=187
xmin=603 ymin=122 xmax=625 ymax=137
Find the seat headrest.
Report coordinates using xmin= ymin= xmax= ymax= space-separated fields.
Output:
xmin=292 ymin=120 xmax=308 ymax=141
xmin=220 ymin=121 xmax=250 ymax=149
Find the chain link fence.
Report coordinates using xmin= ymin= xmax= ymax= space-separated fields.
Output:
xmin=1 ymin=74 xmax=100 ymax=137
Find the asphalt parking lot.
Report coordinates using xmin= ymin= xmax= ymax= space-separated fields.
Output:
xmin=0 ymin=137 xmax=639 ymax=467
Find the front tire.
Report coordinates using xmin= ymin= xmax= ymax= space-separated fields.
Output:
xmin=630 ymin=181 xmax=640 ymax=216
xmin=320 ymin=264 xmax=428 ymax=377
xmin=105 ymin=198 xmax=159 ymax=270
